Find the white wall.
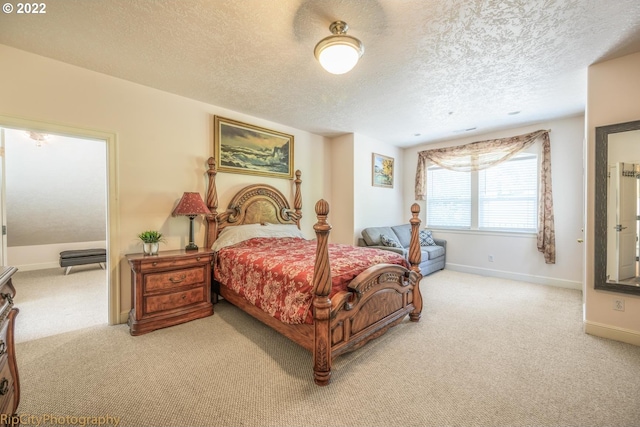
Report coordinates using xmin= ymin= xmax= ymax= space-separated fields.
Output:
xmin=403 ymin=116 xmax=585 ymax=289
xmin=586 ymin=51 xmax=640 ymax=345
xmin=328 ymin=134 xmax=354 ymax=244
xmin=353 ymin=133 xmax=406 ymax=243
xmin=0 ymin=44 xmax=330 ymax=322
xmin=327 ymin=133 xmax=405 ymax=245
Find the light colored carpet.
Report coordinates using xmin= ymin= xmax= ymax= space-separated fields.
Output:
xmin=13 ymin=265 xmax=107 ymax=343
xmin=14 ymin=270 xmax=640 ymax=426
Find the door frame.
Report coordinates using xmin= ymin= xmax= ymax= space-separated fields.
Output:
xmin=615 ymin=162 xmax=637 ymax=280
xmin=0 ymin=114 xmax=120 ymax=325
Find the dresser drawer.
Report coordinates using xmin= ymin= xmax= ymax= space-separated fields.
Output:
xmin=139 ymin=255 xmax=209 ymax=272
xmin=0 ymin=320 xmax=9 ymax=367
xmin=143 ymin=267 xmax=205 ymax=293
xmin=144 ymin=286 xmax=205 ymax=315
xmin=0 ymin=390 xmax=15 ymax=423
xmin=0 ymin=359 xmax=14 ymax=415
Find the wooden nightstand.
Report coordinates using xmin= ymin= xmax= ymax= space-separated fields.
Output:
xmin=126 ymin=249 xmax=214 ymax=336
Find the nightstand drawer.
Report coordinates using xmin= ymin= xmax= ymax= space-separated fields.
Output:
xmin=140 ymin=256 xmax=209 ymax=272
xmin=143 ymin=267 xmax=205 ymax=293
xmin=144 ymin=286 xmax=205 ymax=315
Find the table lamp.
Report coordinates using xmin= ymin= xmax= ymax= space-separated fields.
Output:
xmin=172 ymin=192 xmax=211 ymax=251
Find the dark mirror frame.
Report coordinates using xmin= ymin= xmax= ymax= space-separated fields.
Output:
xmin=594 ymin=119 xmax=640 ymax=295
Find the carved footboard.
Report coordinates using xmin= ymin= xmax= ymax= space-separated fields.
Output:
xmin=311 ymin=200 xmax=423 ymax=386
xmin=330 ymin=264 xmax=421 ymax=357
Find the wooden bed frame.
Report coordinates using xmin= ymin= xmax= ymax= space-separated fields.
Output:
xmin=204 ymin=157 xmax=423 ymax=385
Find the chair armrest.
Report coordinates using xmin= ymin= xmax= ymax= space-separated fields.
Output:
xmin=433 ymin=238 xmax=447 ymax=248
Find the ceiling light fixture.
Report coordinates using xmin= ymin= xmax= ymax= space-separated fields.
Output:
xmin=314 ymin=21 xmax=364 ymax=75
xmin=25 ymin=131 xmax=50 ymax=147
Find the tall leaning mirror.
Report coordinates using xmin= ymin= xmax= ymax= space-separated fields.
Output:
xmin=595 ymin=119 xmax=640 ymax=295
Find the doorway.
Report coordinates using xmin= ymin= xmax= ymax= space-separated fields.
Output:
xmin=0 ymin=115 xmax=120 ymax=335
xmin=2 ymin=128 xmax=108 ymax=341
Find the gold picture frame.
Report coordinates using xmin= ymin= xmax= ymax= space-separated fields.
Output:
xmin=372 ymin=153 xmax=394 ymax=188
xmin=214 ymin=116 xmax=294 ymax=179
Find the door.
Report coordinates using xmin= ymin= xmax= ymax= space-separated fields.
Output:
xmin=615 ymin=162 xmax=637 ymax=280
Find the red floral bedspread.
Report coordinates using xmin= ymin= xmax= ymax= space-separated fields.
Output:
xmin=214 ymin=237 xmax=409 ymax=324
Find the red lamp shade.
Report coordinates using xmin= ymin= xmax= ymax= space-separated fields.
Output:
xmin=172 ymin=192 xmax=211 ymax=251
xmin=172 ymin=192 xmax=211 ymax=217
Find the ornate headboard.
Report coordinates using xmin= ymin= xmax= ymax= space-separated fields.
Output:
xmin=204 ymin=156 xmax=302 ymax=249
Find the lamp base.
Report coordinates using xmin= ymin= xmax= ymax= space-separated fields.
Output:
xmin=185 ymin=215 xmax=198 ymax=251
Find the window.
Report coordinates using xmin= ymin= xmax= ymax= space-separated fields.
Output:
xmin=426 ymin=153 xmax=538 ymax=232
xmin=426 ymin=166 xmax=470 ymax=228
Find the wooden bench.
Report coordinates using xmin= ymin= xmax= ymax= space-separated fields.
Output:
xmin=59 ymin=249 xmax=107 ymax=275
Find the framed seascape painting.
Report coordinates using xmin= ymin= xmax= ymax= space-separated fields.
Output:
xmin=372 ymin=153 xmax=394 ymax=188
xmin=213 ymin=116 xmax=294 ymax=179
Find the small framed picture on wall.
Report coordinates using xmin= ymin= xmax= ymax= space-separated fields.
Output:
xmin=372 ymin=153 xmax=394 ymax=188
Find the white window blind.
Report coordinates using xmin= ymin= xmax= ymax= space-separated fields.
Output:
xmin=478 ymin=154 xmax=538 ymax=231
xmin=426 ymin=153 xmax=538 ymax=232
xmin=426 ymin=166 xmax=470 ymax=228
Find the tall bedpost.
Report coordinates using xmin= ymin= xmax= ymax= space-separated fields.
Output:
xmin=312 ymin=199 xmax=332 ymax=386
xmin=205 ymin=157 xmax=219 ymax=249
xmin=408 ymin=203 xmax=423 ymax=322
xmin=293 ymin=170 xmax=302 ymax=226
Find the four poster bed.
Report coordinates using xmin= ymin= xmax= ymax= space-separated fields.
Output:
xmin=203 ymin=157 xmax=423 ymax=385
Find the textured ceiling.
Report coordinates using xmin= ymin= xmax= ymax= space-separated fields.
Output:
xmin=1 ymin=0 xmax=640 ymax=147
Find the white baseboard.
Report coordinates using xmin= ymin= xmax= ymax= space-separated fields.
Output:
xmin=14 ymin=261 xmax=61 ymax=272
xmin=584 ymin=321 xmax=640 ymax=346
xmin=445 ymin=263 xmax=582 ymax=290
xmin=119 ymin=311 xmax=129 ymax=325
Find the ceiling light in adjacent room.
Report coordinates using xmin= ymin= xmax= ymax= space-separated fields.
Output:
xmin=314 ymin=21 xmax=364 ymax=75
xmin=25 ymin=131 xmax=50 ymax=147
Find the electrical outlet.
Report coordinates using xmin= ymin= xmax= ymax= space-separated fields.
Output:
xmin=613 ymin=299 xmax=625 ymax=312
xmin=488 ymin=255 xmax=494 ymax=262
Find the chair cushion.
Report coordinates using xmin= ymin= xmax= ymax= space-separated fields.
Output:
xmin=421 ymin=245 xmax=445 ymax=260
xmin=361 ymin=227 xmax=396 ymax=246
xmin=390 ymin=224 xmax=412 ymax=248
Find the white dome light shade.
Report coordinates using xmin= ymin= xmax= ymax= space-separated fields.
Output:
xmin=314 ymin=21 xmax=364 ymax=75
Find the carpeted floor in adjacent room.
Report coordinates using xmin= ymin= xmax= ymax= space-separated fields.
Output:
xmin=13 ymin=265 xmax=107 ymax=343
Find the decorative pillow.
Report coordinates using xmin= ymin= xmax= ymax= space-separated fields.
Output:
xmin=380 ymin=234 xmax=402 ymax=248
xmin=419 ymin=230 xmax=437 ymax=246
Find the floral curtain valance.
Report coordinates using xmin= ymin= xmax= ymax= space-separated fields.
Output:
xmin=414 ymin=129 xmax=556 ymax=264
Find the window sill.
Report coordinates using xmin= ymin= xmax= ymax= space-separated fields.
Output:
xmin=425 ymin=228 xmax=537 ymax=239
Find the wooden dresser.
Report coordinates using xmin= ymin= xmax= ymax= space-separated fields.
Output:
xmin=127 ymin=249 xmax=214 ymax=336
xmin=0 ymin=267 xmax=19 ymax=418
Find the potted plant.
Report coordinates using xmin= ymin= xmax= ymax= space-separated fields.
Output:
xmin=137 ymin=230 xmax=165 ymax=255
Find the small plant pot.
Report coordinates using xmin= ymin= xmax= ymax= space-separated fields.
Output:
xmin=143 ymin=242 xmax=159 ymax=255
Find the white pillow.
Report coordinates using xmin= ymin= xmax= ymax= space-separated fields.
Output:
xmin=211 ymin=222 xmax=305 ymax=252
xmin=263 ymin=223 xmax=303 ymax=233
